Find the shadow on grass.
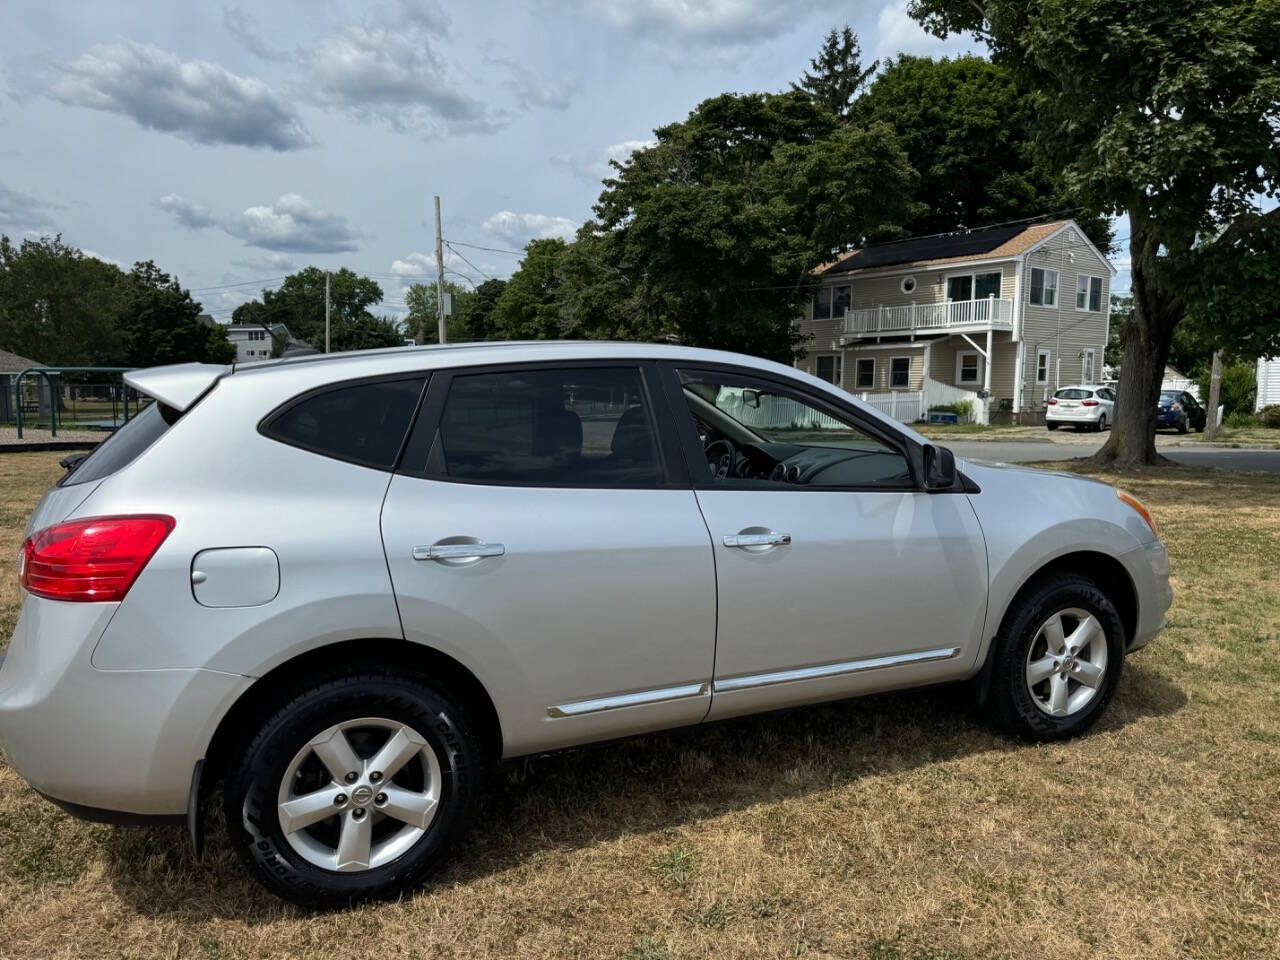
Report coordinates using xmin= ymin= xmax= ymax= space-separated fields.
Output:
xmin=101 ymin=661 xmax=1186 ymax=922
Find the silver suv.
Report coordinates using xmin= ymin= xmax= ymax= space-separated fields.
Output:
xmin=0 ymin=342 xmax=1171 ymax=906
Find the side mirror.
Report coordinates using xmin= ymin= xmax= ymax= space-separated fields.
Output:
xmin=741 ymin=388 xmax=763 ymax=409
xmin=923 ymin=444 xmax=956 ymax=490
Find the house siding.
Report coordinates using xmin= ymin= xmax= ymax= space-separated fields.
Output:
xmin=1019 ymin=225 xmax=1111 ymax=412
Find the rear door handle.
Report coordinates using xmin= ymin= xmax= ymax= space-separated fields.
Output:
xmin=413 ymin=542 xmax=506 ymax=562
xmin=723 ymin=533 xmax=791 ymax=548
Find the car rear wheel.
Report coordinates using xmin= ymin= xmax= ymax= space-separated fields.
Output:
xmin=1047 ymin=423 xmax=1059 ymax=431
xmin=226 ymin=671 xmax=480 ymax=908
xmin=1096 ymin=413 xmax=1108 ymax=432
xmin=986 ymin=573 xmax=1125 ymax=740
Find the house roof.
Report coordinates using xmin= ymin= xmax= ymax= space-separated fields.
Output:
xmin=0 ymin=348 xmax=46 ymax=374
xmin=818 ymin=220 xmax=1071 ymax=277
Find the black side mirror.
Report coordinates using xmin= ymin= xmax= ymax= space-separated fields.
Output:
xmin=741 ymin=388 xmax=763 ymax=409
xmin=59 ymin=453 xmax=88 ymax=472
xmin=923 ymin=444 xmax=956 ymax=490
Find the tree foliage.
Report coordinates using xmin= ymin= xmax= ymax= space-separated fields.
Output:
xmin=405 ymin=280 xmax=470 ymax=344
xmin=491 ymin=239 xmax=569 ymax=341
xmin=233 ymin=267 xmax=400 ymax=352
xmin=908 ymin=0 xmax=1280 ymax=464
xmin=120 ymin=261 xmax=235 ymax=367
xmin=791 ymin=25 xmax=878 ymax=120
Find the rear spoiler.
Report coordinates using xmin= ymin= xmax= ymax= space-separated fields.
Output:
xmin=123 ymin=362 xmax=231 ymax=412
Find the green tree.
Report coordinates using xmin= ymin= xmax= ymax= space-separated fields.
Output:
xmin=459 ymin=278 xmax=507 ymax=341
xmin=854 ymin=55 xmax=1111 ymax=247
xmin=233 ymin=267 xmax=386 ymax=351
xmin=792 ymin=25 xmax=878 ymax=120
xmin=0 ymin=234 xmax=128 ymax=365
xmin=907 ymin=0 xmax=1280 ymax=464
xmin=404 ymin=280 xmax=471 ymax=344
xmin=1197 ymin=361 xmax=1257 ymax=419
xmin=119 ymin=261 xmax=234 ymax=367
xmin=491 ymin=239 xmax=569 ymax=340
xmin=586 ymin=92 xmax=919 ymax=360
xmin=328 ymin=314 xmax=405 ymax=352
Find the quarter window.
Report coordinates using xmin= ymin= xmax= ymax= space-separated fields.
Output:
xmin=855 ymin=358 xmax=874 ymax=389
xmin=422 ymin=367 xmax=662 ymax=487
xmin=890 ymin=357 xmax=911 ymax=389
xmin=814 ymin=354 xmax=842 ymax=386
xmin=262 ymin=377 xmax=426 ymax=470
xmin=1030 ymin=267 xmax=1058 ymax=307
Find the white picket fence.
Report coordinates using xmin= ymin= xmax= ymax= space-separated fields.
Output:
xmin=856 ymin=390 xmax=923 ymax=423
xmin=720 ymin=393 xmax=847 ymax=430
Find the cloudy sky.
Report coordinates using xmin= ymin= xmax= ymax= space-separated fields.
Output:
xmin=1 ymin=0 xmax=985 ymax=321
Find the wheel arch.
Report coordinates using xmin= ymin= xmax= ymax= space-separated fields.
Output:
xmin=202 ymin=638 xmax=504 ymax=787
xmin=1002 ymin=550 xmax=1138 ymax=647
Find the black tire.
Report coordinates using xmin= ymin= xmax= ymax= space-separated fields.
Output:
xmin=1047 ymin=423 xmax=1059 ymax=431
xmin=1096 ymin=413 xmax=1107 ymax=432
xmin=226 ymin=670 xmax=481 ymax=908
xmin=985 ymin=573 xmax=1125 ymax=741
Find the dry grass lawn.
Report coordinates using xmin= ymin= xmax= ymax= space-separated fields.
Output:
xmin=1 ymin=451 xmax=1278 ymax=959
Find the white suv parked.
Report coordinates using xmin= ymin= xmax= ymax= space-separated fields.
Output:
xmin=1046 ymin=385 xmax=1115 ymax=432
xmin=0 ymin=342 xmax=1171 ymax=907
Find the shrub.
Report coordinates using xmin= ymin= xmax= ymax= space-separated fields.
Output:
xmin=928 ymin=400 xmax=974 ymax=420
xmin=1259 ymin=405 xmax=1280 ymax=428
xmin=1225 ymin=410 xmax=1259 ymax=429
xmin=1197 ymin=362 xmax=1257 ymax=417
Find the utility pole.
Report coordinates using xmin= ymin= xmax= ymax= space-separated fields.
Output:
xmin=434 ymin=195 xmax=447 ymax=345
xmin=324 ymin=270 xmax=331 ymax=353
xmin=1206 ymin=348 xmax=1223 ymax=439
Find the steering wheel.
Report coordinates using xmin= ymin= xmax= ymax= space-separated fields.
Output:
xmin=705 ymin=439 xmax=737 ymax=480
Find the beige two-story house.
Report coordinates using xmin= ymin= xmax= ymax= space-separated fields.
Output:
xmin=795 ymin=219 xmax=1115 ymax=424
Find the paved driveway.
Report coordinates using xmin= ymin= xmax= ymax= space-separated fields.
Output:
xmin=947 ymin=439 xmax=1280 ymax=472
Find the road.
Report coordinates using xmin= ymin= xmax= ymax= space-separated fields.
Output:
xmin=947 ymin=440 xmax=1280 ymax=472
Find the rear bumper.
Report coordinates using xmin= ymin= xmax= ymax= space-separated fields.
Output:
xmin=0 ymin=595 xmax=251 ymax=816
xmin=1045 ymin=408 xmax=1103 ymax=425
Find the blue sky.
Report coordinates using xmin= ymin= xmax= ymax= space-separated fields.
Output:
xmin=1 ymin=1 xmax=996 ymax=321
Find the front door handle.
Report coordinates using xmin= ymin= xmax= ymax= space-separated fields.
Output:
xmin=723 ymin=532 xmax=791 ymax=548
xmin=413 ymin=542 xmax=506 ymax=562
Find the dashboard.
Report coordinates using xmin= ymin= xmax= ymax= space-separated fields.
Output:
xmin=705 ymin=437 xmax=912 ymax=488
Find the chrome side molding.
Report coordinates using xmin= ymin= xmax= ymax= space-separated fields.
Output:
xmin=713 ymin=646 xmax=960 ymax=693
xmin=547 ymin=681 xmax=709 ymax=718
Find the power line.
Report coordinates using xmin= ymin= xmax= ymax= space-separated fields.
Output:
xmin=443 ymin=241 xmax=492 ymax=281
xmin=444 ymin=238 xmax=525 ymax=256
xmin=189 ymin=275 xmax=288 ymax=292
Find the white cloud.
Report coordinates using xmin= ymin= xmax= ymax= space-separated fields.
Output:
xmin=157 ymin=193 xmax=217 ymax=229
xmin=551 ymin=138 xmax=656 ymax=181
xmin=296 ymin=20 xmax=504 ymax=137
xmin=482 ymin=210 xmax=579 ymax=245
xmin=157 ymin=192 xmax=365 ymax=253
xmin=80 ymin=248 xmax=123 ymax=268
xmin=488 ymin=54 xmax=577 ymax=111
xmin=48 ymin=41 xmax=312 ymax=150
xmin=573 ymin=0 xmax=827 ymax=48
xmin=231 ymin=251 xmax=295 ymax=271
xmin=222 ymin=7 xmax=291 ymax=62
xmin=873 ymin=1 xmax=984 ymax=61
xmin=389 ymin=252 xmax=437 ymax=276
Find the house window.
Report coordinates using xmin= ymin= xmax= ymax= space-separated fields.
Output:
xmin=833 ymin=285 xmax=851 ymax=317
xmin=814 ymin=354 xmax=842 ymax=386
xmin=855 ymin=358 xmax=874 ymax=388
xmin=1082 ymin=349 xmax=1096 ymax=384
xmin=1030 ymin=267 xmax=1058 ymax=306
xmin=813 ymin=287 xmax=832 ymax=320
xmin=956 ymin=351 xmax=981 ymax=385
xmin=1076 ymin=275 xmax=1103 ymax=312
xmin=900 ymin=276 xmax=917 ymax=295
xmin=890 ymin=356 xmax=911 ymax=389
xmin=1036 ymin=350 xmax=1051 ymax=384
xmin=946 ymin=271 xmax=1001 ymax=302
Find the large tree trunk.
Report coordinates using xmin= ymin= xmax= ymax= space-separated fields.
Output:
xmin=1092 ymin=216 xmax=1184 ymax=466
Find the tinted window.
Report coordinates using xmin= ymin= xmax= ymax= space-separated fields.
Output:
xmin=677 ymin=369 xmax=911 ymax=489
xmin=424 ymin=367 xmax=662 ymax=487
xmin=263 ymin=377 xmax=425 ymax=470
xmin=1054 ymin=388 xmax=1093 ymax=400
xmin=60 ymin=400 xmax=173 ymax=486
xmin=1159 ymin=391 xmax=1180 ymax=403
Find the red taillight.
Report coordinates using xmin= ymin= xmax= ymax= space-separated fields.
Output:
xmin=1082 ymin=399 xmax=1099 ymax=406
xmin=1048 ymin=397 xmax=1058 ymax=405
xmin=19 ymin=515 xmax=175 ymax=602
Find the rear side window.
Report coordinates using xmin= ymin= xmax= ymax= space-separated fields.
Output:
xmin=1054 ymin=388 xmax=1093 ymax=400
xmin=262 ymin=376 xmax=426 ymax=470
xmin=60 ymin=401 xmax=176 ymax=486
xmin=415 ymin=366 xmax=663 ymax=487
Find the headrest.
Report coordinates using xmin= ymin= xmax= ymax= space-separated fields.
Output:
xmin=610 ymin=405 xmax=652 ymax=461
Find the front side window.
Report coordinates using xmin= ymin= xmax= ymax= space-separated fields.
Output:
xmin=423 ymin=366 xmax=661 ymax=487
xmin=855 ymin=357 xmax=874 ymax=388
xmin=890 ymin=357 xmax=911 ymax=389
xmin=814 ymin=354 xmax=842 ymax=385
xmin=1030 ymin=267 xmax=1058 ymax=306
xmin=676 ymin=369 xmax=911 ymax=489
xmin=262 ymin=376 xmax=426 ymax=470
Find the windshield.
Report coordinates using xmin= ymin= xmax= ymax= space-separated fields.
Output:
xmin=682 ymin=382 xmax=892 ymax=453
xmin=1159 ymin=391 xmax=1181 ymax=403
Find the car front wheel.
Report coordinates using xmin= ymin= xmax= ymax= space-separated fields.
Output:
xmin=226 ymin=670 xmax=480 ymax=908
xmin=986 ymin=573 xmax=1125 ymax=740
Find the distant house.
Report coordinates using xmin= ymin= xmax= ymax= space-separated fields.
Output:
xmin=1258 ymin=357 xmax=1280 ymax=411
xmin=223 ymin=322 xmax=293 ymax=362
xmin=794 ymin=219 xmax=1115 ymax=424
xmin=0 ymin=348 xmax=49 ymax=423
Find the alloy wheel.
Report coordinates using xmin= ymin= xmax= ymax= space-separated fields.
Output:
xmin=276 ymin=717 xmax=442 ymax=872
xmin=1024 ymin=608 xmax=1109 ymax=718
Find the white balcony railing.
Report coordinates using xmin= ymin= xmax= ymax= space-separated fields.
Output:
xmin=844 ymin=296 xmax=1013 ymax=337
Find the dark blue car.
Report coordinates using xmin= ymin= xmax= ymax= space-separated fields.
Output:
xmin=1156 ymin=389 xmax=1207 ymax=433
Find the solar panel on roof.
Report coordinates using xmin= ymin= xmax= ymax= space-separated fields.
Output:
xmin=823 ymin=224 xmax=1027 ymax=274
